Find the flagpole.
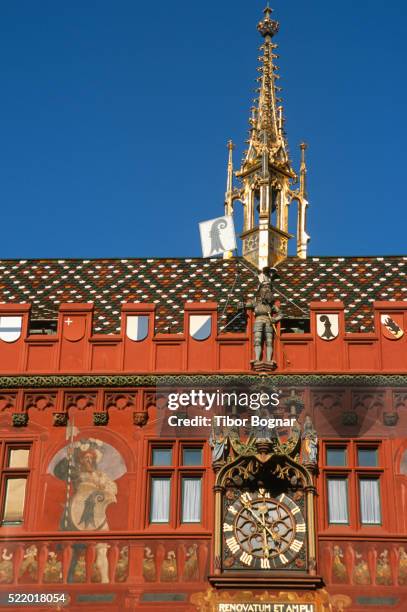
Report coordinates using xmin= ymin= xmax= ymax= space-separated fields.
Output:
xmin=63 ymin=416 xmax=76 ymax=529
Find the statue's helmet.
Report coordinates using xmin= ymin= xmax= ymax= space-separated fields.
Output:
xmin=262 ymin=266 xmax=280 ymax=279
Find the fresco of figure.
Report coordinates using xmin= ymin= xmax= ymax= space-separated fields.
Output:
xmin=398 ymin=547 xmax=407 ymax=585
xmin=48 ymin=437 xmax=126 ymax=532
xmin=43 ymin=551 xmax=62 ymax=584
xmin=0 ymin=548 xmax=13 ymax=584
xmin=353 ymin=551 xmax=371 ymax=585
xmin=143 ymin=547 xmax=156 ymax=582
xmin=48 ymin=435 xmax=126 ymax=587
xmin=161 ymin=550 xmax=177 ymax=582
xmin=92 ymin=543 xmax=110 ymax=583
xmin=332 ymin=545 xmax=348 ymax=583
xmin=184 ymin=544 xmax=199 ymax=581
xmin=115 ymin=546 xmax=129 ymax=583
xmin=19 ymin=545 xmax=38 ymax=582
xmin=376 ymin=549 xmax=392 ymax=585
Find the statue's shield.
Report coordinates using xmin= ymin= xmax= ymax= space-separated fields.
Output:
xmin=69 ymin=485 xmax=110 ymax=531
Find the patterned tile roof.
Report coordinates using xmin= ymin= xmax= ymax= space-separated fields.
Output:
xmin=0 ymin=256 xmax=406 ymax=334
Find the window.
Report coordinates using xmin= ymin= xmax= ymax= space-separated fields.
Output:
xmin=326 ymin=447 xmax=347 ymax=467
xmin=150 ymin=477 xmax=171 ymax=523
xmin=323 ymin=442 xmax=383 ymax=529
xmin=181 ymin=477 xmax=202 ymax=522
xmin=0 ymin=443 xmax=31 ymax=525
xmin=359 ymin=479 xmax=381 ymax=525
xmin=152 ymin=448 xmax=172 ymax=466
xmin=327 ymin=478 xmax=348 ymax=524
xmin=182 ymin=448 xmax=202 ymax=466
xmin=358 ymin=448 xmax=378 ymax=467
xmin=148 ymin=442 xmax=205 ymax=527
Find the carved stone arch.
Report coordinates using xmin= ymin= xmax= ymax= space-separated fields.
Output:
xmin=215 ymin=446 xmax=313 ymax=491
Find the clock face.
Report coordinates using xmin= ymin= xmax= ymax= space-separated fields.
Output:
xmin=223 ymin=488 xmax=306 ymax=570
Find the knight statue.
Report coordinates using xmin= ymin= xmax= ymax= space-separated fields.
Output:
xmin=246 ymin=267 xmax=282 ymax=369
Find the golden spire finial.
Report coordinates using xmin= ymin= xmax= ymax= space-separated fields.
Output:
xmin=226 ymin=140 xmax=235 ymax=198
xmin=257 ymin=4 xmax=279 ymax=38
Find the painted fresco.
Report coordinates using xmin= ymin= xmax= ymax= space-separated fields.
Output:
xmin=43 ymin=549 xmax=63 ymax=584
xmin=143 ymin=547 xmax=156 ymax=582
xmin=91 ymin=543 xmax=110 ymax=583
xmin=399 ymin=546 xmax=407 ymax=585
xmin=47 ymin=436 xmax=126 ymax=532
xmin=160 ymin=550 xmax=178 ymax=582
xmin=353 ymin=550 xmax=371 ymax=586
xmin=0 ymin=548 xmax=13 ymax=584
xmin=184 ymin=544 xmax=199 ymax=581
xmin=332 ymin=545 xmax=348 ymax=584
xmin=115 ymin=546 xmax=129 ymax=583
xmin=376 ymin=549 xmax=392 ymax=585
xmin=18 ymin=545 xmax=38 ymax=583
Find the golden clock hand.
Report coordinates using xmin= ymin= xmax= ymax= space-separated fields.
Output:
xmin=261 ymin=525 xmax=270 ymax=558
xmin=242 ymin=501 xmax=277 ymax=544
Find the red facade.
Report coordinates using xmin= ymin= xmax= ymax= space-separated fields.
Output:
xmin=0 ymin=273 xmax=407 ymax=611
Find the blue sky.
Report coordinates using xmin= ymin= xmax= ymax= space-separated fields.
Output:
xmin=1 ymin=0 xmax=406 ymax=259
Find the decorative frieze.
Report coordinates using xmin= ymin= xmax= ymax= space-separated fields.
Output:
xmin=64 ymin=393 xmax=97 ymax=411
xmin=0 ymin=392 xmax=17 ymax=411
xmin=105 ymin=392 xmax=137 ymax=411
xmin=24 ymin=392 xmax=57 ymax=412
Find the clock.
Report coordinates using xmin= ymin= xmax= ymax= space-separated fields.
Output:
xmin=222 ymin=488 xmax=306 ymax=570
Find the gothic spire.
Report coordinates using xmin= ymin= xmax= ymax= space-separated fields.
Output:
xmin=222 ymin=5 xmax=310 ymax=269
xmin=243 ymin=4 xmax=294 ymax=176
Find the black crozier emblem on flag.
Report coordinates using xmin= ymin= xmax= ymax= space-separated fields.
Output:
xmin=209 ymin=218 xmax=227 ymax=255
xmin=199 ymin=215 xmax=237 ymax=258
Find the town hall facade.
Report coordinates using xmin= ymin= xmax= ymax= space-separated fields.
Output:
xmin=0 ymin=6 xmax=406 ymax=612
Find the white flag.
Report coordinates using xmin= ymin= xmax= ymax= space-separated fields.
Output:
xmin=199 ymin=215 xmax=237 ymax=258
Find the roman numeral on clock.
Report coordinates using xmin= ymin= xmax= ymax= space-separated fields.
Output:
xmin=223 ymin=522 xmax=233 ymax=532
xmin=239 ymin=552 xmax=253 ymax=566
xmin=291 ymin=539 xmax=303 ymax=553
xmin=296 ymin=522 xmax=306 ymax=533
xmin=241 ymin=492 xmax=252 ymax=503
xmin=261 ymin=558 xmax=270 ymax=569
xmin=292 ymin=506 xmax=301 ymax=515
xmin=279 ymin=553 xmax=289 ymax=565
xmin=226 ymin=537 xmax=240 ymax=554
xmin=228 ymin=505 xmax=238 ymax=516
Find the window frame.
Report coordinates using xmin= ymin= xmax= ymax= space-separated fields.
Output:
xmin=321 ymin=439 xmax=384 ymax=531
xmin=326 ymin=476 xmax=349 ymax=525
xmin=145 ymin=439 xmax=207 ymax=531
xmin=0 ymin=441 xmax=32 ymax=527
xmin=358 ymin=476 xmax=382 ymax=526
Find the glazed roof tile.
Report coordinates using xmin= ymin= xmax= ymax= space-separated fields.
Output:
xmin=0 ymin=256 xmax=406 ymax=334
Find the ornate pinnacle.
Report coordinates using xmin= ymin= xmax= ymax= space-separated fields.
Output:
xmin=257 ymin=4 xmax=279 ymax=39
